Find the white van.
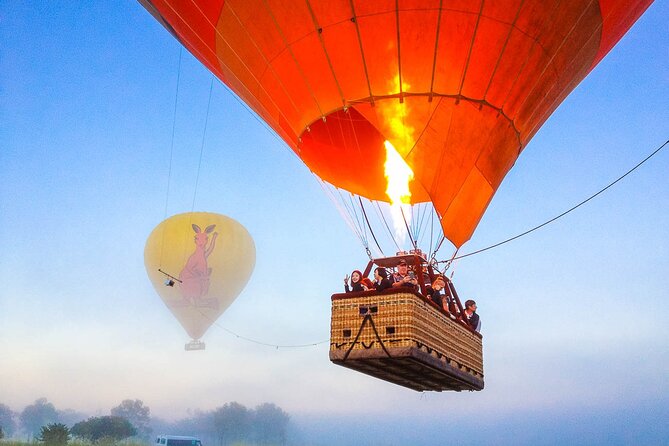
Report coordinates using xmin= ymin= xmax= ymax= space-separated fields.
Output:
xmin=155 ymin=435 xmax=202 ymax=446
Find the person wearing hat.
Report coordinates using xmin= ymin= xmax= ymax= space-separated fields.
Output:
xmin=391 ymin=259 xmax=418 ymax=290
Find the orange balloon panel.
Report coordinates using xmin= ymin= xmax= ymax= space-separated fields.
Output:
xmin=140 ymin=0 xmax=652 ymax=247
xmin=144 ymin=212 xmax=255 ymax=341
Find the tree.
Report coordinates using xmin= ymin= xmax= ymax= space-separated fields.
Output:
xmin=20 ymin=398 xmax=59 ymax=438
xmin=110 ymin=399 xmax=152 ymax=439
xmin=252 ymin=403 xmax=289 ymax=446
xmin=0 ymin=403 xmax=17 ymax=438
xmin=71 ymin=416 xmax=136 ymax=442
xmin=38 ymin=423 xmax=70 ymax=446
xmin=211 ymin=402 xmax=251 ymax=446
xmin=0 ymin=425 xmax=4 ymax=440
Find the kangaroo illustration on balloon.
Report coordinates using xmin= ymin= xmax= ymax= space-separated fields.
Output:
xmin=179 ymin=224 xmax=218 ymax=305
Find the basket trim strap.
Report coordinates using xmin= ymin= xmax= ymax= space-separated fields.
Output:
xmin=343 ymin=314 xmax=392 ymax=361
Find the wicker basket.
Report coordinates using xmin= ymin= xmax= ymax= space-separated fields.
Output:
xmin=330 ymin=290 xmax=484 ymax=391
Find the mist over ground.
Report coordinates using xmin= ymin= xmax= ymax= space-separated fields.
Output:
xmin=292 ymin=400 xmax=668 ymax=446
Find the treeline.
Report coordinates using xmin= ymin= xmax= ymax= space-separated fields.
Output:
xmin=0 ymin=399 xmax=150 ymax=441
xmin=0 ymin=398 xmax=291 ymax=446
xmin=154 ymin=402 xmax=290 ymax=446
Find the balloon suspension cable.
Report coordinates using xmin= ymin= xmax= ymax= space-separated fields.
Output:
xmin=416 ymin=203 xmax=437 ymax=249
xmin=412 ymin=205 xmax=423 ymax=242
xmin=432 ymin=234 xmax=446 ymax=260
xmin=413 ymin=203 xmax=428 ymax=245
xmin=346 ymin=193 xmax=367 ymax=242
xmin=316 ymin=178 xmax=369 ymax=253
xmin=428 ymin=207 xmax=435 ymax=258
xmin=358 ymin=197 xmax=384 ymax=258
xmin=341 ymin=191 xmax=366 ymax=242
xmin=159 ymin=46 xmax=183 ymax=269
xmin=429 ymin=261 xmax=445 ymax=278
xmin=442 ymin=248 xmax=460 ymax=278
xmin=317 ymin=114 xmax=374 ymax=254
xmin=400 ymin=206 xmax=417 ymax=249
xmin=373 ymin=202 xmax=403 ymax=253
xmin=443 ymin=138 xmax=669 ymax=262
xmin=190 ymin=305 xmax=328 ymax=349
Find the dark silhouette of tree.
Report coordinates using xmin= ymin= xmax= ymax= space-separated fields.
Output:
xmin=38 ymin=423 xmax=70 ymax=446
xmin=211 ymin=402 xmax=251 ymax=446
xmin=0 ymin=403 xmax=16 ymax=437
xmin=0 ymin=425 xmax=4 ymax=440
xmin=20 ymin=398 xmax=59 ymax=439
xmin=252 ymin=403 xmax=289 ymax=446
xmin=71 ymin=416 xmax=136 ymax=442
xmin=150 ymin=401 xmax=292 ymax=446
xmin=110 ymin=399 xmax=152 ymax=439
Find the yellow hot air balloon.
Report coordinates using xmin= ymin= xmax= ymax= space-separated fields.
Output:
xmin=144 ymin=212 xmax=255 ymax=350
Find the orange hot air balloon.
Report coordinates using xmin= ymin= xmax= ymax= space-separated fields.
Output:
xmin=144 ymin=212 xmax=255 ymax=350
xmin=140 ymin=0 xmax=652 ymax=249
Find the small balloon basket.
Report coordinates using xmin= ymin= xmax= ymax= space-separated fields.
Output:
xmin=185 ymin=340 xmax=206 ymax=351
xmin=329 ymin=289 xmax=484 ymax=391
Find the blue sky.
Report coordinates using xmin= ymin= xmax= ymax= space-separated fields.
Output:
xmin=1 ymin=2 xmax=668 ymax=444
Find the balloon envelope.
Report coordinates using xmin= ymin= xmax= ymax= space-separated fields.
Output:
xmin=144 ymin=212 xmax=255 ymax=341
xmin=141 ymin=0 xmax=652 ymax=247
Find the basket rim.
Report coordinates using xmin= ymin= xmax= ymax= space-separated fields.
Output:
xmin=331 ymin=289 xmax=483 ymax=339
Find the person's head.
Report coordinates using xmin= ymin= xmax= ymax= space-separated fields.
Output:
xmin=375 ymin=267 xmax=387 ymax=280
xmin=432 ymin=276 xmax=446 ymax=290
xmin=465 ymin=299 xmax=477 ymax=312
xmin=351 ymin=270 xmax=362 ymax=283
xmin=397 ymin=259 xmax=408 ymax=274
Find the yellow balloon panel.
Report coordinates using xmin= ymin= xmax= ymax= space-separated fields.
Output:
xmin=144 ymin=212 xmax=255 ymax=340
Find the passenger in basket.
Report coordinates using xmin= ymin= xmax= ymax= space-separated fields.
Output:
xmin=344 ymin=270 xmax=368 ymax=292
xmin=373 ymin=267 xmax=392 ymax=292
xmin=463 ymin=299 xmax=481 ymax=332
xmin=391 ymin=259 xmax=418 ymax=290
xmin=426 ymin=276 xmax=446 ymax=310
